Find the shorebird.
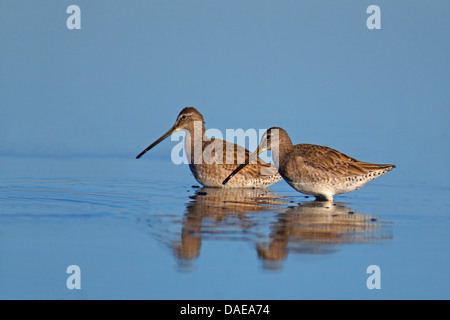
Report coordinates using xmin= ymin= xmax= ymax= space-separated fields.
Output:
xmin=223 ymin=127 xmax=395 ymax=201
xmin=136 ymin=107 xmax=282 ymax=188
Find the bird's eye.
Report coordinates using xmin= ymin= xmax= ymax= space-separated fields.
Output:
xmin=266 ymin=134 xmax=271 ymax=140
xmin=181 ymin=115 xmax=187 ymax=120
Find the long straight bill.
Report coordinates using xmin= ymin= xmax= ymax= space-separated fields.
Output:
xmin=136 ymin=125 xmax=176 ymax=159
xmin=222 ymin=148 xmax=260 ymax=185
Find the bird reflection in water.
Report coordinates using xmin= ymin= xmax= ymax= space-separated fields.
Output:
xmin=172 ymin=187 xmax=287 ymax=267
xmin=256 ymin=201 xmax=391 ymax=270
xmin=169 ymin=188 xmax=391 ymax=270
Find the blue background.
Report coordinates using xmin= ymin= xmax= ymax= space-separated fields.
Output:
xmin=1 ymin=1 xmax=448 ymax=177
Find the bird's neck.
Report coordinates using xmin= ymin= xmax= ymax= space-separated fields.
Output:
xmin=272 ymin=139 xmax=294 ymax=169
xmin=184 ymin=122 xmax=206 ymax=164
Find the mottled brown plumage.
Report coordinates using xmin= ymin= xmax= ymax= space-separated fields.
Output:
xmin=136 ymin=107 xmax=282 ymax=188
xmin=223 ymin=127 xmax=395 ymax=201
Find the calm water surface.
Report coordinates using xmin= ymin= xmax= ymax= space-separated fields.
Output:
xmin=0 ymin=155 xmax=448 ymax=299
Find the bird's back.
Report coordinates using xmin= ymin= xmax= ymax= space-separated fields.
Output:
xmin=189 ymin=138 xmax=282 ymax=188
xmin=279 ymin=144 xmax=395 ymax=199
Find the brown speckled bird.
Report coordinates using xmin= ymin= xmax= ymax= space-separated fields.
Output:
xmin=136 ymin=107 xmax=282 ymax=188
xmin=223 ymin=127 xmax=395 ymax=201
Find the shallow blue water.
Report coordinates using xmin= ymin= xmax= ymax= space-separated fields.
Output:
xmin=0 ymin=155 xmax=448 ymax=299
xmin=1 ymin=0 xmax=449 ymax=300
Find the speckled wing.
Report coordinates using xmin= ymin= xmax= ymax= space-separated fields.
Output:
xmin=284 ymin=144 xmax=395 ymax=180
xmin=207 ymin=138 xmax=280 ymax=178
